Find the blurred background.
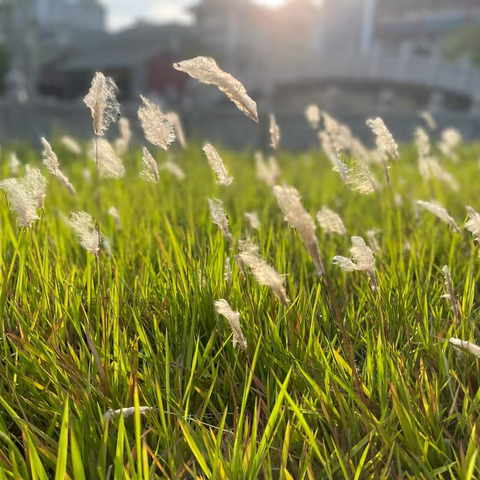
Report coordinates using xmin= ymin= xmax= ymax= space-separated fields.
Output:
xmin=1 ymin=0 xmax=480 ymax=148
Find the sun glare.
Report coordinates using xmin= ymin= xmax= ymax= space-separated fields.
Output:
xmin=252 ymin=0 xmax=288 ymax=8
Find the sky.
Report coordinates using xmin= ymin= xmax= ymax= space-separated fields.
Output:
xmin=100 ymin=0 xmax=288 ymax=31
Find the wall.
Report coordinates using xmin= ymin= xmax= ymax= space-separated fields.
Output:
xmin=0 ymin=100 xmax=479 ymax=150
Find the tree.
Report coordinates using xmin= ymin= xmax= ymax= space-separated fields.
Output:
xmin=442 ymin=25 xmax=480 ymax=65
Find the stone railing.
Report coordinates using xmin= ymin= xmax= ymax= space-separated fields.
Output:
xmin=245 ymin=46 xmax=480 ymax=99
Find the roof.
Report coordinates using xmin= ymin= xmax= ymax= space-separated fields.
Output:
xmin=58 ymin=23 xmax=190 ymax=71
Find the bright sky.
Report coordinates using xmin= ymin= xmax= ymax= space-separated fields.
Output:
xmin=100 ymin=0 xmax=289 ymax=31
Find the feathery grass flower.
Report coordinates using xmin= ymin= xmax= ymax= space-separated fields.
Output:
xmin=214 ymin=299 xmax=247 ymax=350
xmin=84 ymin=72 xmax=120 ymax=136
xmin=41 ymin=138 xmax=75 ymax=195
xmin=70 ymin=211 xmax=101 ymax=255
xmin=138 ymin=95 xmax=175 ymax=150
xmin=274 ymin=185 xmax=324 ymax=275
xmin=174 ymin=56 xmax=258 ymax=122
xmin=140 ymin=147 xmax=159 ymax=183
xmin=203 ymin=144 xmax=233 ymax=186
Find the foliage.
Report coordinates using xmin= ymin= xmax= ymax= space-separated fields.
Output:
xmin=0 ymin=141 xmax=479 ymax=478
xmin=442 ymin=25 xmax=480 ymax=65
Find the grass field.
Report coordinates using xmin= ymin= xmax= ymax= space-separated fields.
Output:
xmin=0 ymin=135 xmax=480 ymax=479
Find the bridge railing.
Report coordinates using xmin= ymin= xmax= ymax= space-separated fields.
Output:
xmin=245 ymin=49 xmax=480 ymax=97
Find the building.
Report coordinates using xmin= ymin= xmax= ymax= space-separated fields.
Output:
xmin=376 ymin=0 xmax=480 ymax=53
xmin=42 ymin=24 xmax=191 ymax=102
xmin=0 ymin=0 xmax=106 ymax=97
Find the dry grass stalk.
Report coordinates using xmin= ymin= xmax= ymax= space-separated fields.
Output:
xmin=239 ymin=241 xmax=289 ymax=307
xmin=174 ymin=56 xmax=258 ymax=122
xmin=108 ymin=207 xmax=121 ymax=231
xmin=208 ymin=198 xmax=233 ymax=243
xmin=417 ymin=200 xmax=460 ymax=233
xmin=214 ymin=299 xmax=247 ymax=350
xmin=316 ymin=207 xmax=346 ymax=235
xmin=61 ymin=136 xmax=82 ymax=156
xmin=103 ymin=407 xmax=153 ymax=421
xmin=245 ymin=211 xmax=260 ymax=231
xmin=442 ymin=266 xmax=460 ymax=324
xmin=255 ymin=151 xmax=280 ymax=187
xmin=333 ymin=236 xmax=377 ymax=292
xmin=270 ymin=114 xmax=281 ymax=150
xmin=138 ymin=95 xmax=175 ymax=150
xmin=41 ymin=138 xmax=75 ymax=195
xmin=160 ymin=158 xmax=185 ymax=181
xmin=448 ymin=338 xmax=480 ymax=358
xmin=114 ymin=118 xmax=132 ymax=155
xmin=166 ymin=111 xmax=187 ymax=149
xmin=366 ymin=118 xmax=399 ymax=161
xmin=140 ymin=148 xmax=159 ymax=183
xmin=84 ymin=72 xmax=120 ymax=136
xmin=465 ymin=206 xmax=480 ymax=251
xmin=0 ymin=165 xmax=47 ymax=227
xmin=203 ymin=144 xmax=233 ymax=186
xmin=9 ymin=153 xmax=21 ymax=176
xmin=70 ymin=211 xmax=101 ymax=255
xmin=420 ymin=110 xmax=437 ymax=130
xmin=273 ymin=185 xmax=324 ymax=275
xmin=90 ymin=138 xmax=125 ymax=179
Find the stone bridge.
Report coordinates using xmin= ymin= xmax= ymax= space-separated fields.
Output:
xmin=243 ymin=46 xmax=480 ymax=114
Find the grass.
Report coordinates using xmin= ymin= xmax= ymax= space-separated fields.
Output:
xmin=0 ymin=139 xmax=480 ymax=479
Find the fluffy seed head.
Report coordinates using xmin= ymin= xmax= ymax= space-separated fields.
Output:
xmin=140 ymin=147 xmax=159 ymax=183
xmin=448 ymin=338 xmax=480 ymax=358
xmin=138 ymin=95 xmax=175 ymax=150
xmin=0 ymin=166 xmax=46 ymax=227
xmin=334 ymin=159 xmax=377 ymax=195
xmin=208 ymin=198 xmax=232 ymax=242
xmin=273 ymin=185 xmax=324 ymax=275
xmin=417 ymin=200 xmax=460 ymax=233
xmin=103 ymin=406 xmax=152 ymax=421
xmin=70 ymin=211 xmax=101 ymax=255
xmin=270 ymin=114 xmax=280 ymax=150
xmin=255 ymin=151 xmax=280 ymax=187
xmin=316 ymin=207 xmax=346 ymax=235
xmin=420 ymin=110 xmax=437 ymax=130
xmin=108 ymin=207 xmax=121 ymax=230
xmin=442 ymin=265 xmax=459 ymax=323
xmin=23 ymin=165 xmax=47 ymax=210
xmin=465 ymin=206 xmax=480 ymax=250
xmin=304 ymin=104 xmax=321 ymax=130
xmin=160 ymin=158 xmax=185 ymax=181
xmin=203 ymin=143 xmax=233 ymax=186
xmin=114 ymin=118 xmax=132 ymax=155
xmin=174 ymin=56 xmax=258 ymax=122
xmin=245 ymin=211 xmax=260 ymax=231
xmin=42 ymin=137 xmax=75 ymax=195
xmin=9 ymin=153 xmax=21 ymax=176
xmin=224 ymin=257 xmax=231 ymax=284
xmin=61 ymin=136 xmax=82 ymax=156
xmin=166 ymin=111 xmax=187 ymax=149
xmin=91 ymin=138 xmax=125 ymax=179
xmin=366 ymin=117 xmax=399 ymax=160
xmin=214 ymin=299 xmax=247 ymax=350
xmin=239 ymin=242 xmax=289 ymax=307
xmin=333 ymin=236 xmax=375 ymax=272
xmin=84 ymin=72 xmax=120 ymax=136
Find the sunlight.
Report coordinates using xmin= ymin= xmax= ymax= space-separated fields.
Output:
xmin=252 ymin=0 xmax=288 ymax=8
